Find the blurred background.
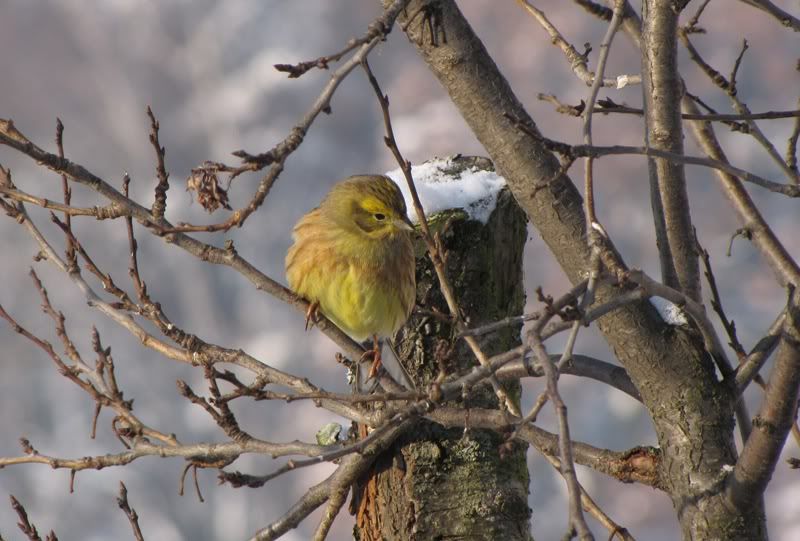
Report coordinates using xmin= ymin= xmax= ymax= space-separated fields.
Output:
xmin=1 ymin=1 xmax=798 ymax=539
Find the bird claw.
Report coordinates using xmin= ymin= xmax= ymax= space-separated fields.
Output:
xmin=361 ymin=336 xmax=382 ymax=380
xmin=304 ymin=301 xmax=320 ymax=331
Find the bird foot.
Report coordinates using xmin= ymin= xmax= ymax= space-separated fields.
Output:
xmin=361 ymin=337 xmax=382 ymax=380
xmin=304 ymin=301 xmax=320 ymax=331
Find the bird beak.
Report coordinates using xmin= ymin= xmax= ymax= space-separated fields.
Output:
xmin=395 ymin=216 xmax=415 ymax=232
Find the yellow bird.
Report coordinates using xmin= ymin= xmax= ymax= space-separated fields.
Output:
xmin=285 ymin=175 xmax=416 ymax=377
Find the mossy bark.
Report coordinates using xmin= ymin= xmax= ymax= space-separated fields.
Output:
xmin=351 ymin=156 xmax=532 ymax=541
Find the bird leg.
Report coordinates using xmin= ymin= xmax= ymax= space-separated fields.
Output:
xmin=304 ymin=301 xmax=320 ymax=331
xmin=361 ymin=334 xmax=382 ymax=379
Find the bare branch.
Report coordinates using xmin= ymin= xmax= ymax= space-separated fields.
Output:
xmin=680 ymin=31 xmax=800 ymax=184
xmin=681 ymin=96 xmax=800 ymax=288
xmin=516 ymin=0 xmax=640 ymax=89
xmin=697 ymin=234 xmax=753 ymax=438
xmin=116 ymin=482 xmax=145 ymax=541
xmin=0 ymin=437 xmax=329 ymax=471
xmin=642 ymin=0 xmax=701 ymax=302
xmin=54 ymin=118 xmax=76 ymax=272
xmin=9 ymin=495 xmax=56 ymax=541
xmin=573 ymin=0 xmax=614 ymax=20
xmin=494 ymin=354 xmax=641 ymax=401
xmin=787 ymin=95 xmax=800 ymax=179
xmin=736 ymin=310 xmax=786 ymax=392
xmin=249 ymin=418 xmax=415 ymax=541
xmin=507 ymin=121 xmax=800 ymax=197
xmin=697 ymin=236 xmax=745 ymax=357
xmin=539 ymin=452 xmax=637 ymax=541
xmin=528 ymin=330 xmax=592 ymax=539
xmin=684 ymin=0 xmax=711 ymax=33
xmin=546 ymin=2 xmax=629 ymax=533
xmin=738 ymin=0 xmax=800 ymax=32
xmin=539 ymin=94 xmax=800 ymax=123
xmin=0 ymin=185 xmax=128 ymax=219
xmin=428 ymin=407 xmax=661 ymax=488
xmin=728 ymin=288 xmax=800 ymax=510
xmin=274 ymin=2 xmax=410 ymax=78
xmin=146 ymin=107 xmax=170 ymax=220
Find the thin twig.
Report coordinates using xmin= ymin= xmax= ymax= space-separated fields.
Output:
xmin=696 ymin=234 xmax=752 ymax=439
xmin=786 ymin=96 xmax=800 ymax=181
xmin=684 ymin=0 xmax=711 ymax=33
xmin=116 ymin=482 xmax=145 ymax=541
xmin=274 ymin=3 xmax=409 ymax=78
xmin=530 ymin=332 xmax=592 ymax=540
xmin=516 ymin=0 xmax=639 ymax=89
xmin=680 ymin=31 xmax=799 ymax=184
xmin=0 ymin=186 xmax=127 ymax=218
xmin=540 ymin=453 xmax=636 ymax=541
xmin=735 ymin=309 xmax=787 ymax=392
xmin=146 ymin=107 xmax=170 ymax=220
xmin=10 ymin=495 xmax=54 ymax=541
xmin=738 ymin=0 xmax=800 ymax=32
xmin=506 ymin=120 xmax=800 ymax=197
xmin=539 ymin=94 xmax=800 ymax=122
xmin=696 ymin=235 xmax=745 ymax=358
xmin=55 ymin=118 xmax=77 ymax=272
xmin=249 ymin=418 xmax=415 ymax=541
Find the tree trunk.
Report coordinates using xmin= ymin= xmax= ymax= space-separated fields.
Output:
xmin=351 ymin=156 xmax=532 ymax=540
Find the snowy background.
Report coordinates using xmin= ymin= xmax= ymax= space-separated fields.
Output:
xmin=1 ymin=1 xmax=799 ymax=539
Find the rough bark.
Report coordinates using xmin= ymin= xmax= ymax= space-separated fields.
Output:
xmin=351 ymin=156 xmax=532 ymax=541
xmin=382 ymin=2 xmax=767 ymax=539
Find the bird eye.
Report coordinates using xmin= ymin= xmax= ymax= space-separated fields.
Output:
xmin=374 ymin=213 xmax=386 ymax=221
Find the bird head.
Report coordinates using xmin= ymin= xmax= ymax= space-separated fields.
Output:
xmin=324 ymin=175 xmax=414 ymax=239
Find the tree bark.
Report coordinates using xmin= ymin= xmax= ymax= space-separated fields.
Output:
xmin=351 ymin=156 xmax=532 ymax=541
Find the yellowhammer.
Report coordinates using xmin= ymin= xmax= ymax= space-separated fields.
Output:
xmin=285 ymin=175 xmax=416 ymax=377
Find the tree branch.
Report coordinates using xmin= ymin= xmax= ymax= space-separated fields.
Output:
xmin=515 ymin=0 xmax=640 ymax=89
xmin=641 ymin=0 xmax=701 ymax=301
xmin=507 ymin=125 xmax=800 ymax=197
xmin=679 ymin=32 xmax=799 ymax=184
xmin=0 ymin=119 xmax=370 ymax=370
xmin=738 ymin=0 xmax=800 ymax=32
xmin=116 ymin=482 xmax=145 ymax=541
xmin=728 ymin=288 xmax=800 ymax=510
xmin=735 ymin=310 xmax=785 ymax=392
xmin=249 ymin=418 xmax=415 ymax=541
xmin=428 ymin=407 xmax=661 ymax=488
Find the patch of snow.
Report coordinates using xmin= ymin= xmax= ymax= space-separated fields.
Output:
xmin=386 ymin=157 xmax=507 ymax=224
xmin=650 ymin=297 xmax=689 ymax=326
